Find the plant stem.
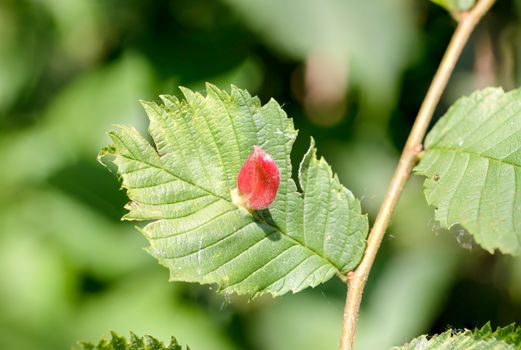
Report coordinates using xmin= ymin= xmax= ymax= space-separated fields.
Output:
xmin=338 ymin=1 xmax=496 ymax=349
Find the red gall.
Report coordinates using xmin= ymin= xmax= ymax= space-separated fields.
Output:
xmin=235 ymin=146 xmax=280 ymax=210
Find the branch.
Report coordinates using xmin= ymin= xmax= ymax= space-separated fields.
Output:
xmin=338 ymin=1 xmax=496 ymax=349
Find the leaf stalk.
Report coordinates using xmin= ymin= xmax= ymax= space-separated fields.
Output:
xmin=338 ymin=1 xmax=496 ymax=349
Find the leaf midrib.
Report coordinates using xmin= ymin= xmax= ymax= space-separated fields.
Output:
xmin=427 ymin=146 xmax=521 ymax=169
xmin=118 ymin=150 xmax=343 ymax=273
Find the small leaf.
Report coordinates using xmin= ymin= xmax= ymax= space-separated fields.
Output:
xmin=73 ymin=332 xmax=186 ymax=350
xmin=430 ymin=0 xmax=476 ymax=13
xmin=457 ymin=0 xmax=476 ymax=11
xmin=394 ymin=322 xmax=521 ymax=349
xmin=430 ymin=0 xmax=453 ymax=11
xmin=100 ymin=84 xmax=368 ymax=297
xmin=415 ymin=87 xmax=521 ymax=255
xmin=236 ymin=145 xmax=280 ymax=210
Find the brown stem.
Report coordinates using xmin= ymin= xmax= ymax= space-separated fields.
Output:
xmin=338 ymin=1 xmax=496 ymax=349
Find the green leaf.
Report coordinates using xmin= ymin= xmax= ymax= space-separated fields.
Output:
xmin=415 ymin=87 xmax=521 ymax=255
xmin=100 ymin=84 xmax=368 ymax=297
xmin=430 ymin=0 xmax=476 ymax=13
xmin=430 ymin=0 xmax=452 ymax=12
xmin=394 ymin=323 xmax=521 ymax=349
xmin=74 ymin=332 xmax=187 ymax=350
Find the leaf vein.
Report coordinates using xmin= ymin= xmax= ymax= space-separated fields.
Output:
xmin=460 ymin=103 xmax=521 ymax=151
xmin=147 ymin=203 xmax=233 ymax=240
xmin=445 ymin=154 xmax=471 ymax=225
xmin=429 ymin=147 xmax=521 ymax=169
xmin=321 ymin=184 xmax=333 ymax=258
xmin=295 ymin=262 xmax=329 ymax=291
xmin=204 ymin=233 xmax=274 ymax=276
xmin=189 ymin=97 xmax=232 ymax=191
xmin=226 ymin=245 xmax=303 ymax=290
xmin=162 ymin=221 xmax=256 ymax=259
xmin=131 ymin=193 xmax=209 ymax=206
xmin=260 ymin=254 xmax=314 ymax=294
xmin=116 ymin=152 xmax=228 ymax=202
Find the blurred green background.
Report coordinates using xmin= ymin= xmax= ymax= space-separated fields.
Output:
xmin=1 ymin=0 xmax=521 ymax=349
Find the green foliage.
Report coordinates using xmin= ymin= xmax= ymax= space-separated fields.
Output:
xmin=74 ymin=332 xmax=187 ymax=350
xmin=100 ymin=84 xmax=368 ymax=297
xmin=395 ymin=323 xmax=521 ymax=349
xmin=430 ymin=0 xmax=476 ymax=13
xmin=415 ymin=88 xmax=521 ymax=255
xmin=222 ymin=0 xmax=417 ymax=109
xmin=5 ymin=1 xmax=521 ymax=349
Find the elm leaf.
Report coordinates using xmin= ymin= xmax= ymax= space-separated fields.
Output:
xmin=99 ymin=84 xmax=368 ymax=297
xmin=415 ymin=87 xmax=521 ymax=255
xmin=73 ymin=332 xmax=187 ymax=350
xmin=430 ymin=0 xmax=475 ymax=13
xmin=394 ymin=323 xmax=521 ymax=350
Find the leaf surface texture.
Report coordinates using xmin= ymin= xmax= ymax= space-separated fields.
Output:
xmin=416 ymin=88 xmax=521 ymax=255
xmin=74 ymin=332 xmax=187 ymax=350
xmin=101 ymin=85 xmax=368 ymax=297
xmin=395 ymin=323 xmax=521 ymax=350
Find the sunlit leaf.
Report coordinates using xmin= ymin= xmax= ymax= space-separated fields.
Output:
xmin=394 ymin=323 xmax=521 ymax=349
xmin=74 ymin=332 xmax=187 ymax=350
xmin=430 ymin=0 xmax=476 ymax=13
xmin=415 ymin=88 xmax=521 ymax=255
xmin=100 ymin=84 xmax=368 ymax=297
